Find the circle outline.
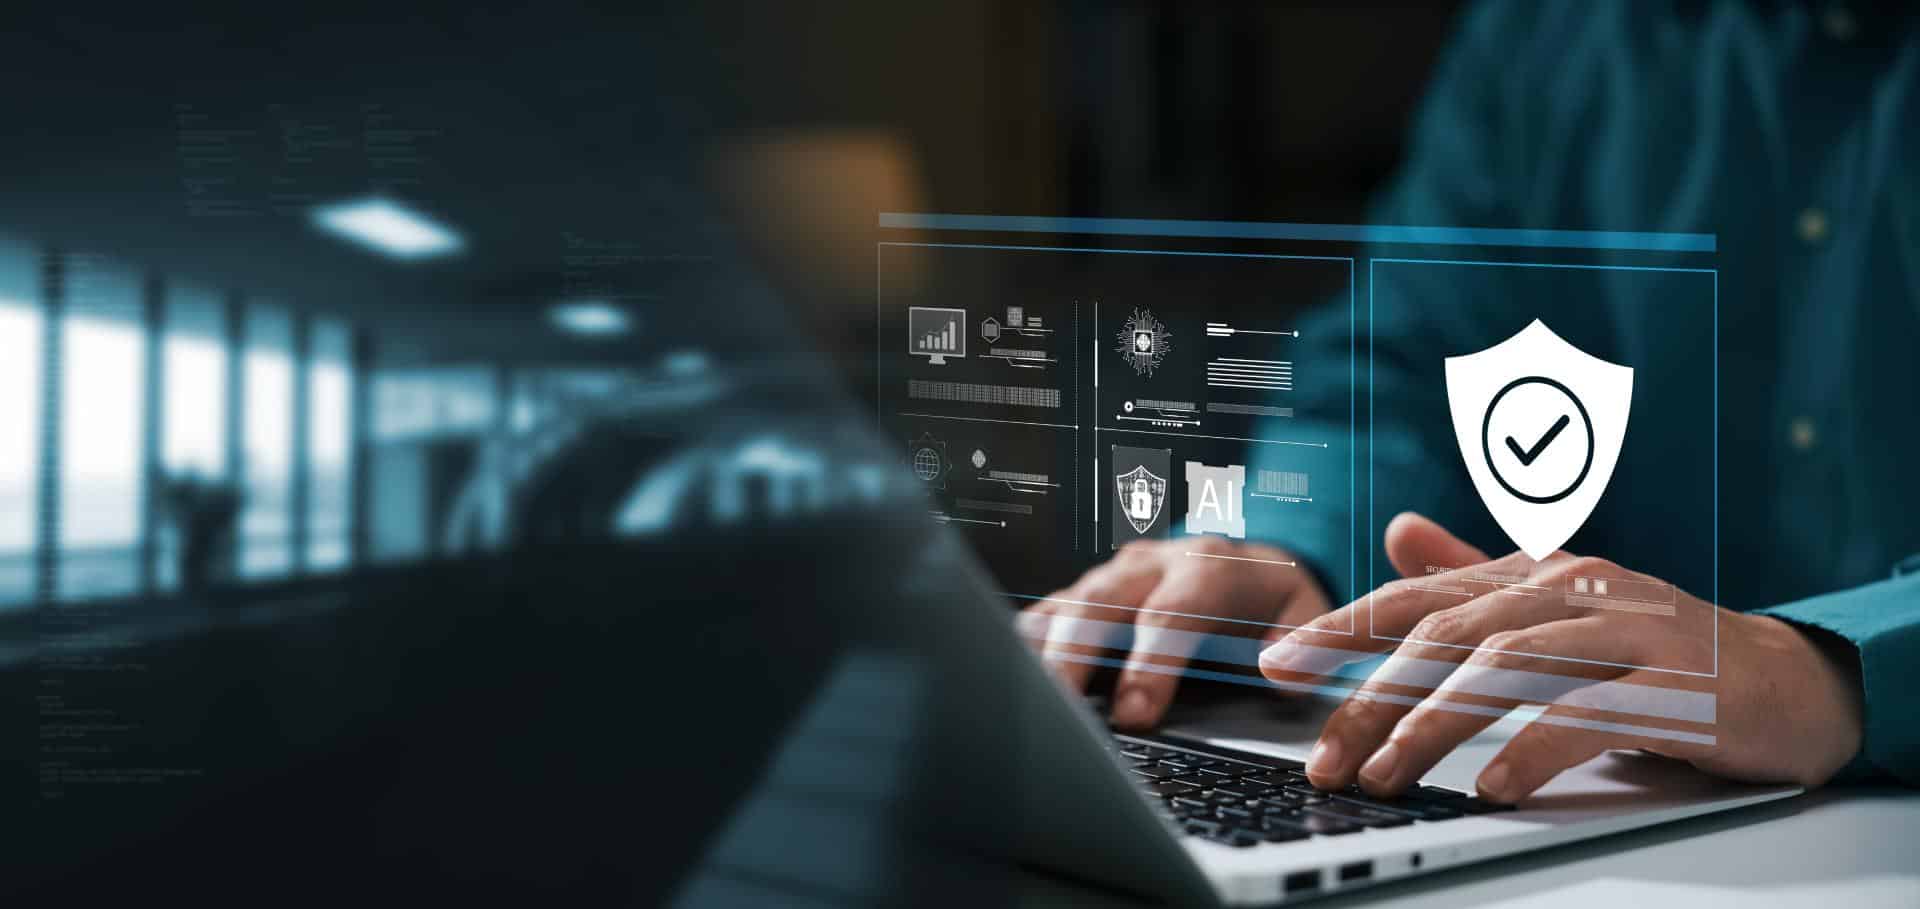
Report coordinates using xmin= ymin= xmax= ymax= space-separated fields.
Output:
xmin=1481 ymin=375 xmax=1594 ymax=505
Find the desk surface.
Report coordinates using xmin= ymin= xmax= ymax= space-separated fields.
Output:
xmin=1015 ymin=784 xmax=1920 ymax=907
xmin=1016 ymin=694 xmax=1920 ymax=908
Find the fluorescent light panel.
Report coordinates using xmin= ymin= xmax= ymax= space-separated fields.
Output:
xmin=311 ymin=198 xmax=464 ymax=260
xmin=549 ymin=301 xmax=632 ymax=337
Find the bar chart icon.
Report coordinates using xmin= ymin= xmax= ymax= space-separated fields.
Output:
xmin=908 ymin=306 xmax=967 ymax=364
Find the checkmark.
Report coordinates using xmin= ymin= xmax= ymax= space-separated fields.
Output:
xmin=1506 ymin=414 xmax=1571 ymax=466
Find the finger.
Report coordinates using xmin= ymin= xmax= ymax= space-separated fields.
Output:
xmin=1286 ymin=602 xmax=1500 ymax=787
xmin=1014 ymin=600 xmax=1057 ymax=644
xmin=1240 ymin=568 xmax=1336 ymax=699
xmin=1476 ymin=720 xmax=1620 ymax=805
xmin=1383 ymin=512 xmax=1491 ymax=580
xmin=1269 ymin=563 xmax=1334 ymax=638
xmin=1258 ymin=554 xmax=1545 ymax=683
xmin=1110 ymin=564 xmax=1231 ymax=730
xmin=1354 ymin=619 xmax=1644 ymax=796
xmin=1364 ymin=548 xmax=1547 ymax=639
xmin=1266 ymin=568 xmax=1333 ymax=660
xmin=1382 ymin=577 xmax=1586 ymax=658
xmin=1110 ymin=621 xmax=1198 ymax=730
xmin=1303 ymin=597 xmax=1645 ymax=791
xmin=1040 ymin=559 xmax=1165 ymax=691
xmin=1473 ymin=693 xmax=1701 ymax=804
xmin=1038 ymin=604 xmax=1104 ymax=692
xmin=1363 ymin=517 xmax=1598 ymax=648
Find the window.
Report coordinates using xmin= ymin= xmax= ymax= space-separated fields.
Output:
xmin=371 ymin=366 xmax=497 ymax=441
xmin=58 ymin=257 xmax=145 ymax=600
xmin=0 ymin=239 xmax=40 ymax=607
xmin=306 ymin=320 xmax=352 ymax=571
xmin=239 ymin=305 xmax=293 ymax=578
xmin=367 ymin=366 xmax=497 ymax=562
xmin=153 ymin=285 xmax=228 ymax=591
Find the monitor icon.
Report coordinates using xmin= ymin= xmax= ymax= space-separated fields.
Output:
xmin=909 ymin=306 xmax=966 ymax=365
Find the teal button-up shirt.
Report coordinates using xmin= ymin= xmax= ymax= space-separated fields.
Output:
xmin=1269 ymin=1 xmax=1920 ymax=785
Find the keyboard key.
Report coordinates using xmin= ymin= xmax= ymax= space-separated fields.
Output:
xmin=1146 ymin=780 xmax=1201 ymax=798
xmin=1455 ymin=797 xmax=1516 ymax=814
xmin=1204 ymin=790 xmax=1247 ymax=806
xmin=1217 ymin=759 xmax=1276 ymax=775
xmin=1255 ymin=793 xmax=1305 ymax=810
xmin=1329 ymin=793 xmax=1462 ymax=821
xmin=1193 ymin=768 xmax=1240 ymax=783
xmin=1213 ymin=780 xmax=1271 ymax=797
xmin=1408 ymin=784 xmax=1470 ymax=801
xmin=1182 ymin=819 xmax=1221 ymax=837
xmin=1265 ymin=812 xmax=1361 ymax=837
xmin=1259 ymin=823 xmax=1313 ymax=843
xmin=1130 ymin=764 xmax=1184 ymax=780
xmin=1306 ymin=804 xmax=1412 ymax=829
xmin=1119 ymin=747 xmax=1154 ymax=761
xmin=1215 ymin=804 xmax=1258 ymax=823
xmin=1171 ymin=796 xmax=1212 ymax=813
xmin=1405 ymin=801 xmax=1465 ymax=820
xmin=1214 ymin=817 xmax=1263 ymax=837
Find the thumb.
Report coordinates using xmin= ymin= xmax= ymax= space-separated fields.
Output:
xmin=1384 ymin=511 xmax=1490 ymax=579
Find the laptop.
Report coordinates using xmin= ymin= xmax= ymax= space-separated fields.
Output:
xmin=882 ymin=538 xmax=1801 ymax=906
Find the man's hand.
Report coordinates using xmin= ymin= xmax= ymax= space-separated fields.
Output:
xmin=1019 ymin=537 xmax=1331 ymax=730
xmin=1259 ymin=512 xmax=1865 ymax=804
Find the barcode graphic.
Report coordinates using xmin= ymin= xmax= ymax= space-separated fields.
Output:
xmin=909 ymin=380 xmax=1061 ymax=408
xmin=988 ymin=470 xmax=1050 ymax=484
xmin=1256 ymin=470 xmax=1309 ymax=498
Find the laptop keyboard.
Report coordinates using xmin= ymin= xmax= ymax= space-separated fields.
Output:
xmin=1112 ymin=733 xmax=1513 ymax=849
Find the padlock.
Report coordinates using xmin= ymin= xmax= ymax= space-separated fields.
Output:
xmin=1129 ymin=477 xmax=1154 ymax=521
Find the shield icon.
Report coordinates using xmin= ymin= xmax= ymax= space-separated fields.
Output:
xmin=1114 ymin=464 xmax=1168 ymax=535
xmin=1445 ymin=320 xmax=1633 ymax=560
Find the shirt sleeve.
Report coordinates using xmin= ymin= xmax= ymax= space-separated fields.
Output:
xmin=1247 ymin=0 xmax=1545 ymax=601
xmin=1753 ymin=571 xmax=1920 ymax=786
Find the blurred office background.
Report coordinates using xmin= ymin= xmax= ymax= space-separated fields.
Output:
xmin=0 ymin=3 xmax=1458 ymax=609
xmin=0 ymin=2 xmax=1481 ymax=903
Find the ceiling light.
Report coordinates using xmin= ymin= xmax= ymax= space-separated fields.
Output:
xmin=311 ymin=197 xmax=464 ymax=260
xmin=549 ymin=300 xmax=633 ymax=337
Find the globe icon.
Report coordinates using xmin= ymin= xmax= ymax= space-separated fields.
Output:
xmin=912 ymin=447 xmax=943 ymax=480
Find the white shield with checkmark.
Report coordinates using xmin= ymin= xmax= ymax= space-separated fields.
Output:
xmin=1445 ymin=319 xmax=1633 ymax=560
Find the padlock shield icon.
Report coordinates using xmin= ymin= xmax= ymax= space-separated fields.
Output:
xmin=1113 ymin=464 xmax=1167 ymax=536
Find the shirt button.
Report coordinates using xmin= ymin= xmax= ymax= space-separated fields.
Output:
xmin=1788 ymin=416 xmax=1818 ymax=452
xmin=1796 ymin=208 xmax=1829 ymax=245
xmin=1822 ymin=6 xmax=1858 ymax=42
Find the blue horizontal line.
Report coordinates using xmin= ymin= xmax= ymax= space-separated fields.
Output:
xmin=1372 ymin=257 xmax=1719 ymax=275
xmin=878 ymin=240 xmax=1350 ymax=263
xmin=880 ymin=213 xmax=1716 ymax=254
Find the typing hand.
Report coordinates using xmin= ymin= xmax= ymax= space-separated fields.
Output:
xmin=1258 ymin=512 xmax=1865 ymax=804
xmin=1018 ymin=537 xmax=1331 ymax=731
